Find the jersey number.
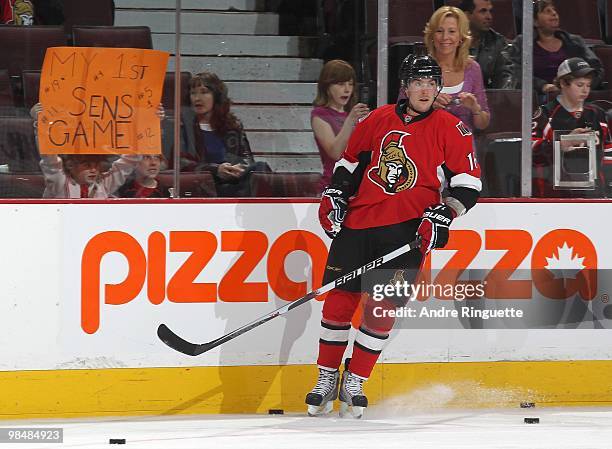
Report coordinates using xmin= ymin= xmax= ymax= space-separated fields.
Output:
xmin=467 ymin=151 xmax=478 ymax=170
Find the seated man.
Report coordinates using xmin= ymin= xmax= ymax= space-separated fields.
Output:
xmin=459 ymin=0 xmax=515 ymax=89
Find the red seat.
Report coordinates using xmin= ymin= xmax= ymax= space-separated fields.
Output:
xmin=0 ymin=117 xmax=41 ymax=172
xmin=0 ymin=172 xmax=45 ymax=198
xmin=72 ymin=26 xmax=153 ymax=49
xmin=482 ymin=89 xmax=522 ymax=134
xmin=62 ymin=0 xmax=114 ymax=36
xmin=157 ymin=171 xmax=217 ymax=197
xmin=555 ymin=0 xmax=603 ymax=44
xmin=22 ymin=70 xmax=41 ymax=111
xmin=587 ymin=89 xmax=612 ymax=104
xmin=388 ymin=0 xmax=435 ymax=44
xmin=0 ymin=70 xmax=15 ymax=116
xmin=162 ymin=72 xmax=192 ymax=116
xmin=249 ymin=172 xmax=322 ymax=197
xmin=607 ymin=0 xmax=612 ymax=44
xmin=0 ymin=26 xmax=67 ymax=77
xmin=478 ymin=131 xmax=522 ymax=198
xmin=593 ymin=46 xmax=612 ymax=89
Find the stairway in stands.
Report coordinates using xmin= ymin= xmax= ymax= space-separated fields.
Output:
xmin=114 ymin=0 xmax=323 ymax=173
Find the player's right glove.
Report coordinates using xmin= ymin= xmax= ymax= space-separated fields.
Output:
xmin=318 ymin=186 xmax=348 ymax=239
xmin=417 ymin=203 xmax=454 ymax=255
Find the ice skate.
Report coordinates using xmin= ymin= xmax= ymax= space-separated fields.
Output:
xmin=305 ymin=367 xmax=339 ymax=416
xmin=339 ymin=370 xmax=368 ymax=419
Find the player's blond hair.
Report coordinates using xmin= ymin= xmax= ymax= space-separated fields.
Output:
xmin=424 ymin=6 xmax=472 ymax=71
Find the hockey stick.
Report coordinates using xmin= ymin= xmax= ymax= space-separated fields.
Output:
xmin=157 ymin=237 xmax=421 ymax=356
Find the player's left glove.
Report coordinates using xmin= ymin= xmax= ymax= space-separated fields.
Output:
xmin=417 ymin=204 xmax=454 ymax=254
xmin=318 ymin=186 xmax=348 ymax=239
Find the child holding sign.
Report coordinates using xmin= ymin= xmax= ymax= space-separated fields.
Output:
xmin=31 ymin=102 xmax=142 ymax=199
xmin=117 ymin=154 xmax=170 ymax=198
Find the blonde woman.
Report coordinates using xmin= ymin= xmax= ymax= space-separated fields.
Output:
xmin=424 ymin=6 xmax=490 ymax=131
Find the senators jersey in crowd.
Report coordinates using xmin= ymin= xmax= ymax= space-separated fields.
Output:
xmin=334 ymin=103 xmax=481 ymax=229
xmin=531 ymin=99 xmax=612 ymax=197
xmin=0 ymin=0 xmax=34 ymax=25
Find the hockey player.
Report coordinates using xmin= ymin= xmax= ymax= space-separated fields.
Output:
xmin=531 ymin=57 xmax=612 ymax=197
xmin=306 ymin=55 xmax=481 ymax=418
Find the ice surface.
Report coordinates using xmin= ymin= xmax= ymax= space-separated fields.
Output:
xmin=9 ymin=407 xmax=612 ymax=449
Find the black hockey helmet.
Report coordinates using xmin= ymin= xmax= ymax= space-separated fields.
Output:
xmin=399 ymin=54 xmax=442 ymax=88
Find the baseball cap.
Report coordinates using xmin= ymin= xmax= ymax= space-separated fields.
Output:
xmin=556 ymin=58 xmax=596 ymax=79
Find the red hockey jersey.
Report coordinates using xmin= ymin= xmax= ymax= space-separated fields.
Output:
xmin=0 ymin=0 xmax=34 ymax=25
xmin=339 ymin=104 xmax=481 ymax=229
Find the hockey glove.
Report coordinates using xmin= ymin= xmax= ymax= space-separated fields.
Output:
xmin=319 ymin=186 xmax=348 ymax=238
xmin=417 ymin=204 xmax=454 ymax=254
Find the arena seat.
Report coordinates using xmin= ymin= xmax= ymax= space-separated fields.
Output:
xmin=72 ymin=26 xmax=153 ymax=49
xmin=62 ymin=0 xmax=114 ymax=36
xmin=388 ymin=0 xmax=435 ymax=44
xmin=0 ymin=172 xmax=45 ymax=198
xmin=22 ymin=70 xmax=41 ymax=111
xmin=607 ymin=0 xmax=612 ymax=44
xmin=593 ymin=46 xmax=612 ymax=89
xmin=482 ymin=89 xmax=522 ymax=135
xmin=249 ymin=172 xmax=322 ymax=197
xmin=0 ymin=70 xmax=15 ymax=116
xmin=554 ymin=0 xmax=603 ymax=44
xmin=157 ymin=171 xmax=217 ymax=198
xmin=0 ymin=26 xmax=67 ymax=77
xmin=478 ymin=131 xmax=521 ymax=198
xmin=0 ymin=117 xmax=41 ymax=172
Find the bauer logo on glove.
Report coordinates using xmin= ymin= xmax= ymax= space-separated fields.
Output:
xmin=318 ymin=186 xmax=348 ymax=239
xmin=417 ymin=203 xmax=454 ymax=254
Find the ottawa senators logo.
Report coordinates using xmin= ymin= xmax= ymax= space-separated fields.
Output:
xmin=368 ymin=131 xmax=418 ymax=194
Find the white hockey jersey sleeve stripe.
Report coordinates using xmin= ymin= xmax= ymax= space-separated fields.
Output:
xmin=334 ymin=157 xmax=359 ymax=174
xmin=450 ymin=173 xmax=482 ymax=192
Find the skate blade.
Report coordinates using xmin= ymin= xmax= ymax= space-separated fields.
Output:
xmin=307 ymin=401 xmax=333 ymax=417
xmin=339 ymin=401 xmax=364 ymax=419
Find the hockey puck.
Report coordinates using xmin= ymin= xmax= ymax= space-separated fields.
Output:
xmin=109 ymin=438 xmax=126 ymax=444
xmin=524 ymin=417 xmax=539 ymax=424
xmin=520 ymin=402 xmax=535 ymax=408
xmin=268 ymin=409 xmax=284 ymax=415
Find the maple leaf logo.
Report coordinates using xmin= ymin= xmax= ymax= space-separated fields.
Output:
xmin=544 ymin=242 xmax=586 ymax=279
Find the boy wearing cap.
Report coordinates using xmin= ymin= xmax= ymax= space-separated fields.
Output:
xmin=531 ymin=57 xmax=612 ymax=197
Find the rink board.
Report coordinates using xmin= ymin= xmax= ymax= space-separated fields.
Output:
xmin=1 ymin=199 xmax=612 ymax=418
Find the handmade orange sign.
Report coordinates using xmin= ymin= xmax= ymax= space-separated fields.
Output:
xmin=38 ymin=47 xmax=169 ymax=154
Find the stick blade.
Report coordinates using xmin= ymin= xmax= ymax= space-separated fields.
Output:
xmin=157 ymin=324 xmax=203 ymax=356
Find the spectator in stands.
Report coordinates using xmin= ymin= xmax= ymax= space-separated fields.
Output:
xmin=164 ymin=71 xmax=269 ymax=197
xmin=0 ymin=0 xmax=34 ymax=25
xmin=117 ymin=154 xmax=170 ymax=198
xmin=398 ymin=6 xmax=489 ymax=131
xmin=508 ymin=0 xmax=604 ymax=100
xmin=531 ymin=57 xmax=612 ymax=197
xmin=30 ymin=102 xmax=164 ymax=199
xmin=459 ymin=0 xmax=515 ymax=89
xmin=39 ymin=153 xmax=141 ymax=199
xmin=311 ymin=59 xmax=369 ymax=191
